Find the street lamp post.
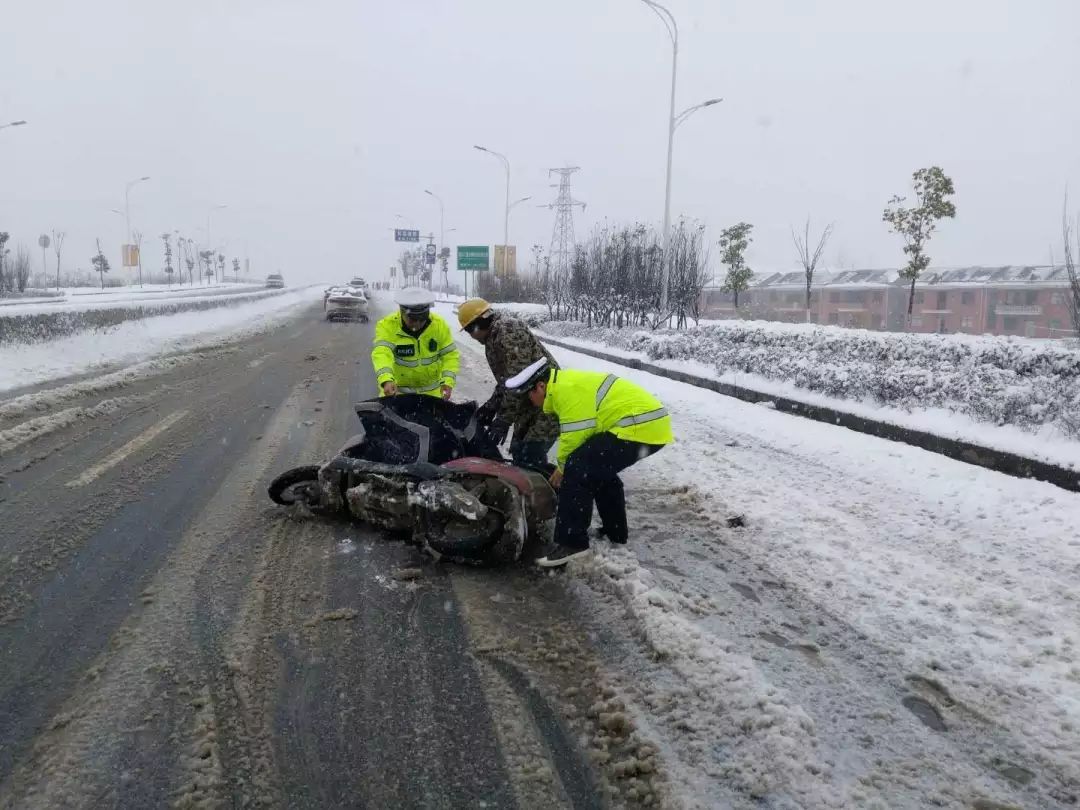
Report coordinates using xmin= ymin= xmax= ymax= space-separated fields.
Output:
xmin=424 ymin=189 xmax=445 ymax=257
xmin=638 ymin=0 xmax=722 ymax=313
xmin=0 ymin=120 xmax=27 ymax=132
xmin=474 ymin=145 xmax=512 ymax=265
xmin=124 ymin=176 xmax=150 ymax=284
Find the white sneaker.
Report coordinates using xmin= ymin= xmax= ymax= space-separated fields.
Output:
xmin=536 ymin=546 xmax=593 ymax=568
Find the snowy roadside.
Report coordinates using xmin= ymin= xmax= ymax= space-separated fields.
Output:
xmin=0 ymin=285 xmax=323 ymax=395
xmin=551 ymin=343 xmax=1080 ymax=808
xmin=443 ymin=303 xmax=1080 ymax=808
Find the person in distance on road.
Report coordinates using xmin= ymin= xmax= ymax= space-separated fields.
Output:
xmin=505 ymin=358 xmax=673 ymax=568
xmin=458 ymin=298 xmax=560 ymax=470
xmin=371 ymin=287 xmax=460 ymax=399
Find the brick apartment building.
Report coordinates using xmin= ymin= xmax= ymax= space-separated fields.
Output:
xmin=701 ymin=266 xmax=1077 ymax=338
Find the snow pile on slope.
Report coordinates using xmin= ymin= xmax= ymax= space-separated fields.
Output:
xmin=522 ymin=316 xmax=1080 ymax=438
xmin=0 ymin=286 xmax=321 ymax=394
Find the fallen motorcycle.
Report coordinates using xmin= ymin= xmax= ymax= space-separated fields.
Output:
xmin=268 ymin=395 xmax=556 ymax=565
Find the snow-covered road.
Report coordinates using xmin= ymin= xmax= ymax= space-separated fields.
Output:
xmin=451 ymin=312 xmax=1079 ymax=808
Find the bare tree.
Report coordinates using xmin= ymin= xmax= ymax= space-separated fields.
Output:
xmin=1063 ymin=195 xmax=1080 ymax=338
xmin=52 ymin=230 xmax=66 ymax=290
xmin=161 ymin=232 xmax=174 ymax=286
xmin=791 ymin=218 xmax=834 ymax=323
xmin=668 ymin=221 xmax=710 ymax=328
xmin=14 ymin=245 xmax=32 ymax=292
xmin=200 ymin=250 xmax=215 ymax=283
xmin=0 ymin=231 xmax=10 ymax=295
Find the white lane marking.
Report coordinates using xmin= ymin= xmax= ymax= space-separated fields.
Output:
xmin=66 ymin=409 xmax=190 ymax=488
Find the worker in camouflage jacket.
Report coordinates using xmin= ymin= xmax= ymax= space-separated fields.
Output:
xmin=458 ymin=299 xmax=559 ymax=471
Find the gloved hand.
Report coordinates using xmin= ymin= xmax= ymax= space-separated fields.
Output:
xmin=485 ymin=417 xmax=511 ymax=445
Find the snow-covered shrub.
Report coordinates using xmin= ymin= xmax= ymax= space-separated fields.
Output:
xmin=534 ymin=317 xmax=1080 ymax=437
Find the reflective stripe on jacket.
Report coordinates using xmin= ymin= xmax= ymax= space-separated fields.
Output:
xmin=371 ymin=311 xmax=460 ymax=397
xmin=542 ymin=368 xmax=673 ymax=469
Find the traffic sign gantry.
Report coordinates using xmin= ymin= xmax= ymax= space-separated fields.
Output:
xmin=456 ymin=246 xmax=489 ymax=271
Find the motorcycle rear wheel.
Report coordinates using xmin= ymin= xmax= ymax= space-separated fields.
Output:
xmin=268 ymin=465 xmax=322 ymax=505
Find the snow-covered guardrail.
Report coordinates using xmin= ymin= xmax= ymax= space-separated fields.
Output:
xmin=0 ymin=288 xmax=288 ymax=346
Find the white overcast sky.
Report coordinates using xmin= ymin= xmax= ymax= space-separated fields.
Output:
xmin=2 ymin=0 xmax=1078 ymax=287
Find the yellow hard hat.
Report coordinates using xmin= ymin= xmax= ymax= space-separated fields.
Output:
xmin=458 ymin=298 xmax=492 ymax=330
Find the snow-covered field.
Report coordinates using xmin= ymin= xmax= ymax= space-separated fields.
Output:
xmin=443 ymin=301 xmax=1080 ymax=808
xmin=0 ymin=285 xmax=323 ymax=394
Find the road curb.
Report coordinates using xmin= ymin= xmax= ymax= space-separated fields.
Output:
xmin=537 ymin=333 xmax=1080 ymax=494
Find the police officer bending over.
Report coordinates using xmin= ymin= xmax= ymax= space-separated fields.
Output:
xmin=505 ymin=358 xmax=673 ymax=568
xmin=371 ymin=287 xmax=460 ymax=399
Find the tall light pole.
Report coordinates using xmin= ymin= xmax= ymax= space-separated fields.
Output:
xmin=474 ymin=144 xmax=512 ymax=256
xmin=638 ymin=0 xmax=722 ymax=312
xmin=124 ymin=176 xmax=150 ymax=274
xmin=424 ymin=189 xmax=444 ymax=255
xmin=0 ymin=120 xmax=27 ymax=132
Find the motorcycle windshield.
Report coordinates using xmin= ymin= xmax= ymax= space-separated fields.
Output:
xmin=354 ymin=395 xmax=495 ymax=465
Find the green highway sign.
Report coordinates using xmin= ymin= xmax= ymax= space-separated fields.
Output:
xmin=457 ymin=245 xmax=490 ymax=271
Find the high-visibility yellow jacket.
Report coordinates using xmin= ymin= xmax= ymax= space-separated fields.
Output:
xmin=542 ymin=368 xmax=673 ymax=470
xmin=371 ymin=311 xmax=460 ymax=396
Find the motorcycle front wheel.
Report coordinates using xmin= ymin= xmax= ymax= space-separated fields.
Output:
xmin=268 ymin=465 xmax=322 ymax=506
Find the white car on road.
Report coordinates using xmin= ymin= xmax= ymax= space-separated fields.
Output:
xmin=324 ymin=285 xmax=369 ymax=322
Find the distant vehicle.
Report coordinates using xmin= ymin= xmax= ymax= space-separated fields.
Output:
xmin=266 ymin=273 xmax=285 ymax=289
xmin=324 ymin=285 xmax=369 ymax=322
xmin=349 ymin=277 xmax=367 ymax=288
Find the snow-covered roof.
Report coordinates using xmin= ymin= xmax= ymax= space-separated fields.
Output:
xmin=823 ymin=269 xmax=901 ymax=287
xmin=918 ymin=265 xmax=1070 ymax=287
xmin=703 ymin=265 xmax=1074 ymax=292
xmin=755 ymin=270 xmax=835 ymax=289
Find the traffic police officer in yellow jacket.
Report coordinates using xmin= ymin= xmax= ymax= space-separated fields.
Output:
xmin=371 ymin=287 xmax=460 ymax=398
xmin=506 ymin=358 xmax=673 ymax=567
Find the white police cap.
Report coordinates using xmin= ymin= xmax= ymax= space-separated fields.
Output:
xmin=505 ymin=357 xmax=549 ymax=391
xmin=394 ymin=287 xmax=435 ymax=309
